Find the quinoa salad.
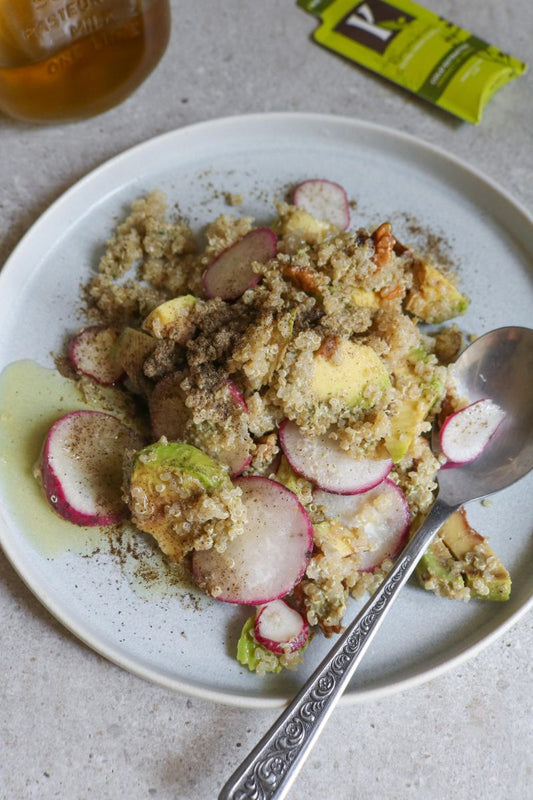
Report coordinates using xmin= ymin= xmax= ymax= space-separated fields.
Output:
xmin=37 ymin=180 xmax=511 ymax=676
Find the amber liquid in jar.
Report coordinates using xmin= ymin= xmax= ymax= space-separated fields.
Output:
xmin=0 ymin=0 xmax=170 ymax=122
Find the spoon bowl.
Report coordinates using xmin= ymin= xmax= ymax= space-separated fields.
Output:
xmin=437 ymin=326 xmax=533 ymax=506
xmin=219 ymin=326 xmax=533 ymax=800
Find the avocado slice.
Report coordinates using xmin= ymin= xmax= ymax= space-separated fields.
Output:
xmin=141 ymin=294 xmax=197 ymax=342
xmin=385 ymin=351 xmax=444 ymax=463
xmin=274 ymin=455 xmax=314 ymax=509
xmin=277 ymin=207 xmax=335 ymax=244
xmin=416 ymin=535 xmax=466 ymax=596
xmin=351 ymin=288 xmax=380 ymax=310
xmin=417 ymin=508 xmax=511 ymax=601
xmin=311 ymin=339 xmax=390 ymax=409
xmin=114 ymin=327 xmax=157 ymax=395
xmin=405 ymin=260 xmax=469 ymax=323
xmin=127 ymin=440 xmax=241 ymax=562
xmin=440 ymin=508 xmax=511 ymax=601
xmin=385 ymin=378 xmax=443 ymax=463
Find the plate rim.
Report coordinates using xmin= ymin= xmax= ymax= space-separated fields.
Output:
xmin=1 ymin=112 xmax=532 ymax=288
xmin=0 ymin=111 xmax=531 ymax=708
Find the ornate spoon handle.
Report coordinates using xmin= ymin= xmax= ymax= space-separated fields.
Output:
xmin=218 ymin=496 xmax=457 ymax=800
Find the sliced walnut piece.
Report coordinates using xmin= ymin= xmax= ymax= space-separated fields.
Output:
xmin=316 ymin=335 xmax=340 ymax=358
xmin=379 ymin=284 xmax=404 ymax=302
xmin=282 ymin=263 xmax=322 ymax=294
xmin=393 ymin=239 xmax=411 ymax=256
xmin=371 ymin=222 xmax=396 ymax=268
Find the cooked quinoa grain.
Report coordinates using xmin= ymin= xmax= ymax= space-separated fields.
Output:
xmin=80 ymin=187 xmax=507 ymax=660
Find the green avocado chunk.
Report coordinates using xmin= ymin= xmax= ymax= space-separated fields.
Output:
xmin=416 ymin=534 xmax=466 ymax=596
xmin=385 ymin=350 xmax=444 ymax=463
xmin=274 ymin=455 xmax=312 ymax=505
xmin=405 ymin=260 xmax=469 ymax=324
xmin=236 ymin=617 xmax=283 ymax=675
xmin=311 ymin=339 xmax=390 ymax=409
xmin=441 ymin=508 xmax=511 ymax=601
xmin=417 ymin=508 xmax=511 ymax=601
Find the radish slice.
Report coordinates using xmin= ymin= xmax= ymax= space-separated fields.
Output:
xmin=202 ymin=227 xmax=277 ymax=300
xmin=41 ymin=410 xmax=143 ymax=526
xmin=150 ymin=375 xmax=252 ymax=477
xmin=219 ymin=381 xmax=253 ymax=476
xmin=69 ymin=325 xmax=124 ymax=386
xmin=440 ymin=399 xmax=506 ymax=465
xmin=314 ymin=479 xmax=410 ymax=570
xmin=279 ymin=419 xmax=392 ymax=495
xmin=254 ymin=600 xmax=310 ymax=654
xmin=292 ymin=179 xmax=350 ymax=230
xmin=192 ymin=476 xmax=313 ymax=605
xmin=227 ymin=379 xmax=248 ymax=412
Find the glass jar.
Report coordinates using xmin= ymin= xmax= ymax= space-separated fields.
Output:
xmin=0 ymin=0 xmax=171 ymax=123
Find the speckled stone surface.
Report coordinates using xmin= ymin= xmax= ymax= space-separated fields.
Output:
xmin=0 ymin=2 xmax=532 ymax=798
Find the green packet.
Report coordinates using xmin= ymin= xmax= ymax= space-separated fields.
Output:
xmin=298 ymin=0 xmax=527 ymax=123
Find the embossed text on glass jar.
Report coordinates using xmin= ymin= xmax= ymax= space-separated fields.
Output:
xmin=0 ymin=0 xmax=170 ymax=122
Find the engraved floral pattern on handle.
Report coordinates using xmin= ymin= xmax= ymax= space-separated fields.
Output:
xmin=227 ymin=555 xmax=414 ymax=800
xmin=220 ymin=497 xmax=460 ymax=800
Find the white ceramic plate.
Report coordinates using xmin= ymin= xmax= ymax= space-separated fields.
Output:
xmin=0 ymin=113 xmax=532 ymax=708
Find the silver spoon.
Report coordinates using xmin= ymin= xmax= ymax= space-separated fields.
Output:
xmin=219 ymin=325 xmax=533 ymax=800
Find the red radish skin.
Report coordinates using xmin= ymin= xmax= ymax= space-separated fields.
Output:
xmin=292 ymin=179 xmax=350 ymax=230
xmin=69 ymin=325 xmax=124 ymax=386
xmin=41 ymin=410 xmax=143 ymax=526
xmin=314 ymin=479 xmax=410 ymax=571
xmin=440 ymin=399 xmax=506 ymax=466
xmin=202 ymin=227 xmax=278 ymax=300
xmin=191 ymin=476 xmax=313 ymax=605
xmin=279 ymin=419 xmax=392 ymax=495
xmin=223 ymin=381 xmax=253 ymax=476
xmin=254 ymin=600 xmax=310 ymax=655
xmin=226 ymin=379 xmax=248 ymax=412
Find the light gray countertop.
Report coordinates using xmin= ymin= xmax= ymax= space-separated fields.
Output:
xmin=0 ymin=2 xmax=531 ymax=798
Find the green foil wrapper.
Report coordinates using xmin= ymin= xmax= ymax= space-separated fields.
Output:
xmin=298 ymin=0 xmax=527 ymax=123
